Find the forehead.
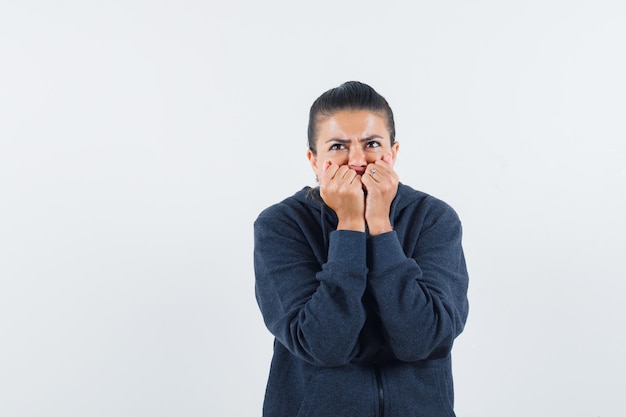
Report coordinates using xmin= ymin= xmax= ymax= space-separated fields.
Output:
xmin=316 ymin=110 xmax=389 ymax=139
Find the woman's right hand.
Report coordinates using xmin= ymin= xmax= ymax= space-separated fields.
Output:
xmin=319 ymin=161 xmax=366 ymax=232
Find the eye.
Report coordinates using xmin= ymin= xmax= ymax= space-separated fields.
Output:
xmin=329 ymin=143 xmax=346 ymax=151
xmin=365 ymin=141 xmax=381 ymax=148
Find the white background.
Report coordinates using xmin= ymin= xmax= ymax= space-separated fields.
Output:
xmin=1 ymin=1 xmax=625 ymax=416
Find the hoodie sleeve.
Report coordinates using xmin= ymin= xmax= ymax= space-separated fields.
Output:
xmin=254 ymin=203 xmax=369 ymax=367
xmin=366 ymin=198 xmax=469 ymax=362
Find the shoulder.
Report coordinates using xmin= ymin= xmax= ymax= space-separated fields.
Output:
xmin=396 ymin=183 xmax=459 ymax=217
xmin=394 ymin=183 xmax=463 ymax=235
xmin=392 ymin=184 xmax=465 ymax=251
xmin=254 ymin=187 xmax=322 ymax=228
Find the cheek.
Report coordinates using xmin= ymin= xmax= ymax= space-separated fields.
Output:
xmin=366 ymin=148 xmax=385 ymax=160
xmin=325 ymin=154 xmax=349 ymax=166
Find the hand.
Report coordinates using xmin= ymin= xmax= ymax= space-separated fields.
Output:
xmin=319 ymin=161 xmax=366 ymax=232
xmin=361 ymin=154 xmax=399 ymax=235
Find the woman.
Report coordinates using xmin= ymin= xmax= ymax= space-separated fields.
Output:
xmin=254 ymin=81 xmax=469 ymax=417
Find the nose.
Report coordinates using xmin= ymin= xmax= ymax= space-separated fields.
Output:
xmin=348 ymin=145 xmax=366 ymax=168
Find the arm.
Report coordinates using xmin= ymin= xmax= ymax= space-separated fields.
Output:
xmin=254 ymin=205 xmax=369 ymax=367
xmin=366 ymin=202 xmax=469 ymax=362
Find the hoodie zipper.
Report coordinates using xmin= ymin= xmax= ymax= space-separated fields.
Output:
xmin=374 ymin=365 xmax=384 ymax=417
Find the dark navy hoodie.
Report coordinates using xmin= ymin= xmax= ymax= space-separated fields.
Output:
xmin=254 ymin=184 xmax=469 ymax=417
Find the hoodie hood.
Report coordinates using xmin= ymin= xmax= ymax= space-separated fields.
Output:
xmin=294 ymin=183 xmax=429 ymax=225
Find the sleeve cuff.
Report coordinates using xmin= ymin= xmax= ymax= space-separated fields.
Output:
xmin=328 ymin=230 xmax=367 ymax=266
xmin=367 ymin=231 xmax=406 ymax=271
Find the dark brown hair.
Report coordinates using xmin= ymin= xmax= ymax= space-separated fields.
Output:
xmin=307 ymin=81 xmax=396 ymax=155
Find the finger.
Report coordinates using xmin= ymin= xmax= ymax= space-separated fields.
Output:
xmin=366 ymin=164 xmax=384 ymax=180
xmin=346 ymin=170 xmax=362 ymax=185
xmin=373 ymin=159 xmax=399 ymax=184
xmin=343 ymin=168 xmax=363 ymax=187
xmin=373 ymin=159 xmax=392 ymax=172
xmin=340 ymin=166 xmax=356 ymax=181
xmin=323 ymin=162 xmax=340 ymax=181
xmin=373 ymin=159 xmax=398 ymax=179
xmin=335 ymin=165 xmax=352 ymax=180
xmin=361 ymin=170 xmax=377 ymax=188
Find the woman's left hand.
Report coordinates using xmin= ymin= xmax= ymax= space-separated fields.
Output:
xmin=361 ymin=154 xmax=399 ymax=235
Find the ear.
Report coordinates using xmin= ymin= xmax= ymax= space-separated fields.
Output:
xmin=307 ymin=149 xmax=318 ymax=171
xmin=385 ymin=142 xmax=400 ymax=166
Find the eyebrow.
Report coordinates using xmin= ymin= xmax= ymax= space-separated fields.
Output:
xmin=324 ymin=135 xmax=384 ymax=144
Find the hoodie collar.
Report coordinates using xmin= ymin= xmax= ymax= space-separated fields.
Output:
xmin=296 ymin=182 xmax=418 ymax=232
